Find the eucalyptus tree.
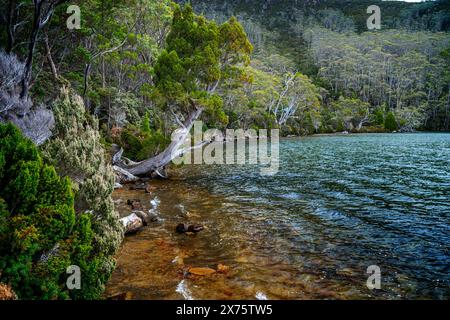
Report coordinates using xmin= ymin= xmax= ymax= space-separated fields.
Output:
xmin=307 ymin=26 xmax=450 ymax=130
xmin=268 ymin=72 xmax=321 ymax=127
xmin=114 ymin=4 xmax=253 ymax=177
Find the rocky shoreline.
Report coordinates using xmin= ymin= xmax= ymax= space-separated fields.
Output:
xmin=106 ymin=180 xmax=240 ymax=300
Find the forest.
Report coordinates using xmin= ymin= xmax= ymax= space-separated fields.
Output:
xmin=0 ymin=0 xmax=449 ymax=300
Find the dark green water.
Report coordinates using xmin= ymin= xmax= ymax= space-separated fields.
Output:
xmin=177 ymin=133 xmax=450 ymax=299
xmin=106 ymin=133 xmax=449 ymax=300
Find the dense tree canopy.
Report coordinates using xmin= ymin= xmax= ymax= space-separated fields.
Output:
xmin=154 ymin=4 xmax=253 ymax=124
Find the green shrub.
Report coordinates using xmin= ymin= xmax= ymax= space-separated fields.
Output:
xmin=0 ymin=122 xmax=95 ymax=299
xmin=141 ymin=112 xmax=151 ymax=133
xmin=373 ymin=108 xmax=385 ymax=126
xmin=41 ymin=87 xmax=123 ymax=299
xmin=384 ymin=111 xmax=398 ymax=131
xmin=117 ymin=124 xmax=170 ymax=162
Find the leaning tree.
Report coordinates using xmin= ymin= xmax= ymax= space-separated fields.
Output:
xmin=114 ymin=4 xmax=253 ymax=178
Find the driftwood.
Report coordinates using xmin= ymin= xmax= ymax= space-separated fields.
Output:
xmin=113 ymin=165 xmax=140 ymax=184
xmin=113 ymin=107 xmax=205 ymax=179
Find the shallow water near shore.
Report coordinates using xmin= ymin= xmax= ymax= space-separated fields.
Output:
xmin=105 ymin=133 xmax=450 ymax=300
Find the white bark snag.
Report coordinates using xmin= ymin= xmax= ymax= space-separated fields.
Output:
xmin=114 ymin=107 xmax=203 ymax=177
xmin=113 ymin=165 xmax=140 ymax=183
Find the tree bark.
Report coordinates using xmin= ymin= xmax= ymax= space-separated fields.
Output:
xmin=20 ymin=0 xmax=67 ymax=99
xmin=20 ymin=1 xmax=42 ymax=99
xmin=114 ymin=107 xmax=203 ymax=177
xmin=44 ymin=35 xmax=58 ymax=80
xmin=6 ymin=0 xmax=15 ymax=54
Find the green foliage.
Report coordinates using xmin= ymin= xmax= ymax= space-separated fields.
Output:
xmin=117 ymin=125 xmax=170 ymax=161
xmin=384 ymin=112 xmax=398 ymax=132
xmin=154 ymin=4 xmax=252 ymax=124
xmin=394 ymin=107 xmax=427 ymax=132
xmin=308 ymin=27 xmax=449 ymax=131
xmin=141 ymin=112 xmax=151 ymax=133
xmin=0 ymin=122 xmax=95 ymax=300
xmin=41 ymin=87 xmax=123 ymax=299
xmin=373 ymin=107 xmax=385 ymax=126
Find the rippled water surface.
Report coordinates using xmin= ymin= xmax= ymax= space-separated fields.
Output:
xmin=105 ymin=133 xmax=450 ymax=300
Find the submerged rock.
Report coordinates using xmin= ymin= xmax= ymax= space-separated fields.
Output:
xmin=127 ymin=199 xmax=143 ymax=210
xmin=130 ymin=182 xmax=147 ymax=190
xmin=107 ymin=292 xmax=133 ymax=300
xmin=188 ymin=267 xmax=216 ymax=276
xmin=217 ymin=264 xmax=230 ymax=274
xmin=176 ymin=223 xmax=204 ymax=234
xmin=145 ymin=184 xmax=156 ymax=193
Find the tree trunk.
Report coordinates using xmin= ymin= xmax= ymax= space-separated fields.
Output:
xmin=114 ymin=107 xmax=203 ymax=177
xmin=20 ymin=5 xmax=41 ymax=99
xmin=6 ymin=0 xmax=15 ymax=54
xmin=45 ymin=35 xmax=58 ymax=80
xmin=82 ymin=63 xmax=91 ymax=100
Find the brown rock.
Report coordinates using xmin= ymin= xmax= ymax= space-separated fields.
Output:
xmin=127 ymin=199 xmax=143 ymax=210
xmin=107 ymin=292 xmax=133 ymax=300
xmin=0 ymin=284 xmax=17 ymax=300
xmin=188 ymin=267 xmax=216 ymax=276
xmin=176 ymin=223 xmax=204 ymax=234
xmin=145 ymin=184 xmax=156 ymax=193
xmin=217 ymin=264 xmax=230 ymax=274
xmin=134 ymin=210 xmax=158 ymax=225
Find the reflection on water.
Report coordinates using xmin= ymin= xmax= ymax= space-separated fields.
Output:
xmin=105 ymin=133 xmax=450 ymax=300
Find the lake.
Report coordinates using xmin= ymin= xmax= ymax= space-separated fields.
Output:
xmin=105 ymin=133 xmax=450 ymax=300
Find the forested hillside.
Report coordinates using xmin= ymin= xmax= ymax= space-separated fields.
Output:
xmin=182 ymin=0 xmax=450 ymax=132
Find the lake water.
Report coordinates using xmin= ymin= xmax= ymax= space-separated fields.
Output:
xmin=105 ymin=133 xmax=450 ymax=300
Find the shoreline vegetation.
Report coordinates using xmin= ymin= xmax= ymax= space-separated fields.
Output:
xmin=0 ymin=0 xmax=449 ymax=299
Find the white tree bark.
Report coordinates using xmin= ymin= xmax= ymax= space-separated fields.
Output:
xmin=114 ymin=107 xmax=204 ymax=178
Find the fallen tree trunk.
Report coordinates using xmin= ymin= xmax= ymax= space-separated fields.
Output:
xmin=113 ymin=165 xmax=140 ymax=183
xmin=114 ymin=107 xmax=204 ymax=178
